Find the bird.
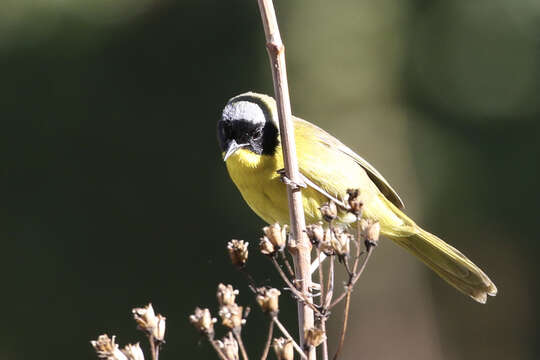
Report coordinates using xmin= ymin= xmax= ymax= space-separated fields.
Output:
xmin=217 ymin=91 xmax=497 ymax=303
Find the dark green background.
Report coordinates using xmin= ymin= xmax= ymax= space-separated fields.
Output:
xmin=0 ymin=1 xmax=538 ymax=359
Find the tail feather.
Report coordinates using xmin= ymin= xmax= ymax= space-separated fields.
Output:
xmin=380 ymin=198 xmax=497 ymax=303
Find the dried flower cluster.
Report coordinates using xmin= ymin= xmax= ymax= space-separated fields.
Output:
xmin=133 ymin=304 xmax=166 ymax=343
xmin=228 ymin=239 xmax=249 ymax=268
xmin=91 ymin=304 xmax=166 ymax=360
xmin=190 ymin=189 xmax=380 ymax=360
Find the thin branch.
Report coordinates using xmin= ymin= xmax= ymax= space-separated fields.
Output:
xmin=272 ymin=316 xmax=308 ymax=360
xmin=232 ymin=328 xmax=249 ymax=360
xmin=256 ymin=2 xmax=314 ymax=359
xmin=332 ymin=292 xmax=352 ymax=360
xmin=331 ymin=218 xmax=376 ymax=360
xmin=320 ymin=319 xmax=329 ymax=360
xmin=316 ymin=249 xmax=325 ymax=307
xmin=148 ymin=335 xmax=157 ymax=360
xmin=329 ymin=247 xmax=374 ymax=309
xmin=317 ymin=249 xmax=329 ymax=360
xmin=271 ymin=257 xmax=321 ymax=315
xmin=208 ymin=334 xmax=229 ymax=360
xmin=324 ymin=256 xmax=335 ymax=309
xmin=280 ymin=251 xmax=295 ymax=278
xmin=260 ymin=320 xmax=275 ymax=360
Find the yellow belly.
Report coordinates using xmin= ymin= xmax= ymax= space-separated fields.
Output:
xmin=225 ymin=148 xmax=328 ymax=224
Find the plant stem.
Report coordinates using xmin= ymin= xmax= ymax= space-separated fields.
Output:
xmin=272 ymin=316 xmax=308 ymax=360
xmin=233 ymin=328 xmax=249 ymax=360
xmin=260 ymin=320 xmax=275 ymax=360
xmin=208 ymin=334 xmax=228 ymax=360
xmin=332 ymin=292 xmax=351 ymax=360
xmin=256 ymin=2 xmax=314 ymax=359
xmin=271 ymin=257 xmax=321 ymax=315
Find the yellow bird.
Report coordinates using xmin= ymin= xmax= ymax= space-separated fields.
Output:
xmin=217 ymin=92 xmax=497 ymax=303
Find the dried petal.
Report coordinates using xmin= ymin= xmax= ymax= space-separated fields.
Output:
xmin=189 ymin=307 xmax=216 ymax=334
xmin=273 ymin=337 xmax=294 ymax=360
xmin=263 ymin=223 xmax=286 ymax=250
xmin=227 ymin=240 xmax=249 ymax=267
xmin=91 ymin=334 xmax=128 ymax=360
xmin=122 ymin=343 xmax=145 ymax=360
xmin=216 ymin=332 xmax=239 ymax=360
xmin=259 ymin=236 xmax=276 ymax=256
xmin=319 ymin=201 xmax=337 ymax=222
xmin=304 ymin=327 xmax=326 ymax=348
xmin=305 ymin=223 xmax=324 ymax=245
xmin=346 ymin=189 xmax=363 ymax=215
xmin=219 ymin=303 xmax=245 ymax=329
xmin=217 ymin=284 xmax=239 ymax=307
xmin=255 ymin=287 xmax=281 ymax=313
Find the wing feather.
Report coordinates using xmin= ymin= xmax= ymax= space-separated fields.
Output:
xmin=293 ymin=117 xmax=405 ymax=209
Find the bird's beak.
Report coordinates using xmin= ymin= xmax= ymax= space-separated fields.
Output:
xmin=223 ymin=140 xmax=248 ymax=161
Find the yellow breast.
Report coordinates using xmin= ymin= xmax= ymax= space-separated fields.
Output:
xmin=225 ymin=147 xmax=327 ymax=225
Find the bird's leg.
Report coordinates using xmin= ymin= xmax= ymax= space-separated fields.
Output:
xmin=277 ymin=168 xmax=307 ymax=191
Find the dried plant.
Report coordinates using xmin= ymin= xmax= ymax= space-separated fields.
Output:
xmin=189 ymin=193 xmax=379 ymax=360
xmin=91 ymin=304 xmax=167 ymax=360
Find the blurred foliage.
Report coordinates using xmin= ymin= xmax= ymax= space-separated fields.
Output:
xmin=0 ymin=0 xmax=538 ymax=359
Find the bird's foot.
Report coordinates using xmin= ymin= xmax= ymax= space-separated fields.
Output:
xmin=277 ymin=168 xmax=307 ymax=191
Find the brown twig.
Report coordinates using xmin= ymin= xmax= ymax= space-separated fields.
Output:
xmin=148 ymin=335 xmax=157 ymax=360
xmin=316 ymin=248 xmax=329 ymax=360
xmin=332 ymin=292 xmax=351 ymax=360
xmin=208 ymin=334 xmax=229 ymax=360
xmin=232 ymin=328 xmax=249 ymax=360
xmin=331 ymin=218 xmax=375 ymax=360
xmin=260 ymin=319 xmax=275 ymax=360
xmin=329 ymin=248 xmax=374 ymax=309
xmin=280 ymin=251 xmax=296 ymax=278
xmin=272 ymin=316 xmax=308 ymax=360
xmin=256 ymin=2 xmax=314 ymax=359
xmin=271 ymin=257 xmax=321 ymax=316
xmin=324 ymin=256 xmax=335 ymax=308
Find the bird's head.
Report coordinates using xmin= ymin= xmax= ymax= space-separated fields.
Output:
xmin=217 ymin=92 xmax=280 ymax=161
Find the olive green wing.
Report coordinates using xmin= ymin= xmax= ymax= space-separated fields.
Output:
xmin=293 ymin=117 xmax=405 ymax=209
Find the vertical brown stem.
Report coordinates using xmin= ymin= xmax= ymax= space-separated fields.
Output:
xmin=256 ymin=1 xmax=314 ymax=360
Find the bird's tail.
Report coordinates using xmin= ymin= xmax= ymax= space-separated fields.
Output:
xmin=380 ymin=198 xmax=497 ymax=303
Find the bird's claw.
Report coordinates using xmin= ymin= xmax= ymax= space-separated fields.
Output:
xmin=277 ymin=168 xmax=307 ymax=190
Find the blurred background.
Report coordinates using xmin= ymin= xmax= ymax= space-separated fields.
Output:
xmin=0 ymin=0 xmax=538 ymax=359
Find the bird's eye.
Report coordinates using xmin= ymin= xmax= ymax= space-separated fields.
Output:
xmin=253 ymin=128 xmax=263 ymax=139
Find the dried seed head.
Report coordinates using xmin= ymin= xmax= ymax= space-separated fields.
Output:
xmin=273 ymin=337 xmax=294 ymax=360
xmin=263 ymin=223 xmax=287 ymax=251
xmin=154 ymin=314 xmax=166 ymax=342
xmin=319 ymin=201 xmax=338 ymax=222
xmin=255 ymin=287 xmax=281 ymax=314
xmin=304 ymin=327 xmax=326 ymax=348
xmin=346 ymin=189 xmax=363 ymax=215
xmin=132 ymin=303 xmax=158 ymax=332
xmin=360 ymin=219 xmax=380 ymax=247
xmin=332 ymin=231 xmax=351 ymax=257
xmin=305 ymin=223 xmax=325 ymax=245
xmin=318 ymin=228 xmax=335 ymax=256
xmin=217 ymin=284 xmax=239 ymax=307
xmin=227 ymin=240 xmax=249 ymax=268
xmin=91 ymin=334 xmax=128 ymax=360
xmin=259 ymin=236 xmax=276 ymax=256
xmin=122 ymin=343 xmax=145 ymax=360
xmin=219 ymin=303 xmax=245 ymax=329
xmin=189 ymin=307 xmax=216 ymax=334
xmin=132 ymin=303 xmax=165 ymax=341
xmin=216 ymin=332 xmax=239 ymax=360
